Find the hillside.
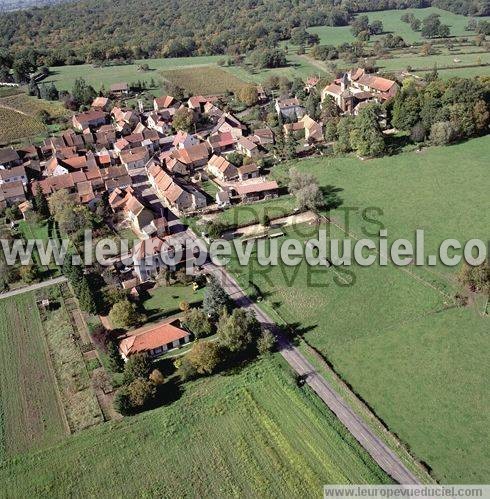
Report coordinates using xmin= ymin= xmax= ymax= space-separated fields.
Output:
xmin=0 ymin=0 xmax=64 ymax=12
xmin=0 ymin=0 xmax=487 ymax=64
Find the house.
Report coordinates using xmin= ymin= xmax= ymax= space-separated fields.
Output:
xmin=236 ymin=163 xmax=259 ymax=181
xmin=72 ymin=110 xmax=108 ymax=131
xmin=120 ymin=147 xmax=150 ymax=171
xmin=216 ymin=189 xmax=230 ymax=207
xmin=187 ymin=95 xmax=217 ymax=114
xmin=232 ymin=180 xmax=279 ymax=202
xmin=45 ymin=156 xmax=69 ymax=177
xmin=119 ymin=319 xmax=190 ymax=360
xmin=203 ymin=102 xmax=224 ymax=123
xmin=147 ymin=112 xmax=170 ymax=135
xmin=305 ymin=75 xmax=320 ymax=92
xmin=236 ymin=137 xmax=259 ymax=158
xmin=0 ymin=165 xmax=27 ymax=185
xmin=211 ymin=113 xmax=245 ymax=139
xmin=0 ymin=147 xmax=21 ymax=168
xmin=321 ymin=69 xmax=398 ymax=114
xmin=91 ymin=96 xmax=111 ymax=111
xmin=173 ymin=131 xmax=199 ymax=150
xmin=18 ymin=200 xmax=33 ymax=219
xmin=253 ymin=128 xmax=274 ymax=146
xmin=207 ymin=155 xmax=238 ymax=182
xmin=207 ymin=131 xmax=235 ymax=154
xmin=110 ymin=82 xmax=129 ymax=97
xmin=102 ymin=165 xmax=132 ymax=192
xmin=132 ymin=232 xmax=190 ymax=281
xmin=0 ymin=181 xmax=26 ymax=208
xmin=153 ymin=95 xmax=175 ymax=111
xmin=109 ymin=187 xmax=154 ymax=234
xmin=171 ymin=143 xmax=209 ymax=171
xmin=275 ymin=97 xmax=305 ymax=120
xmin=284 ymin=115 xmax=323 ymax=142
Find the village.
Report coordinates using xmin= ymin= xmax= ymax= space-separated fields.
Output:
xmin=0 ymin=67 xmax=403 ymax=366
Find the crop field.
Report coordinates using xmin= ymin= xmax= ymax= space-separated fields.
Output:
xmin=307 ymin=8 xmax=489 ymax=45
xmin=227 ymin=137 xmax=490 ymax=483
xmin=45 ymin=56 xmax=221 ymax=91
xmin=0 ymin=293 xmax=67 ymax=460
xmin=0 ymin=93 xmax=69 ymax=146
xmin=160 ymin=66 xmax=247 ymax=95
xmin=0 ymin=357 xmax=390 ymax=495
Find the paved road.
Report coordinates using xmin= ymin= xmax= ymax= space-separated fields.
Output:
xmin=0 ymin=276 xmax=67 ymax=300
xmin=206 ymin=262 xmax=421 ymax=485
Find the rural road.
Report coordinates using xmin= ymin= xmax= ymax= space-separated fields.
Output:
xmin=0 ymin=276 xmax=67 ymax=300
xmin=206 ymin=262 xmax=421 ymax=485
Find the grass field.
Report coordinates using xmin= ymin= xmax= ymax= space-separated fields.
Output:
xmin=227 ymin=137 xmax=490 ymax=483
xmin=142 ymin=284 xmax=205 ymax=322
xmin=0 ymin=357 xmax=391 ymax=495
xmin=45 ymin=56 xmax=221 ymax=92
xmin=308 ymin=8 xmax=488 ymax=45
xmin=0 ymin=93 xmax=70 ymax=146
xmin=161 ymin=66 xmax=246 ymax=95
xmin=0 ymin=293 xmax=67 ymax=459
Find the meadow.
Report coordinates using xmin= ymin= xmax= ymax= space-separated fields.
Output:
xmin=0 ymin=357 xmax=391 ymax=495
xmin=0 ymin=293 xmax=67 ymax=460
xmin=307 ymin=8 xmax=489 ymax=45
xmin=227 ymin=137 xmax=490 ymax=483
xmin=160 ymin=66 xmax=246 ymax=95
xmin=44 ymin=56 xmax=222 ymax=92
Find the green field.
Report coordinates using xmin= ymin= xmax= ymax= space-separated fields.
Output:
xmin=161 ymin=66 xmax=246 ymax=95
xmin=45 ymin=56 xmax=222 ymax=92
xmin=227 ymin=137 xmax=490 ymax=483
xmin=0 ymin=293 xmax=67 ymax=459
xmin=0 ymin=357 xmax=391 ymax=495
xmin=308 ymin=8 xmax=488 ymax=45
xmin=142 ymin=284 xmax=205 ymax=322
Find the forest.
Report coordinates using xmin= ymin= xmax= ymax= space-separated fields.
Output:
xmin=0 ymin=0 xmax=487 ymax=68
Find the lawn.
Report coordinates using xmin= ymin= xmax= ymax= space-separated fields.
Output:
xmin=214 ymin=195 xmax=298 ymax=229
xmin=307 ymin=8 xmax=488 ymax=46
xmin=0 ymin=357 xmax=391 ymax=496
xmin=161 ymin=66 xmax=246 ymax=95
xmin=0 ymin=293 xmax=68 ymax=460
xmin=227 ymin=137 xmax=490 ymax=483
xmin=142 ymin=284 xmax=205 ymax=321
xmin=44 ymin=56 xmax=221 ymax=92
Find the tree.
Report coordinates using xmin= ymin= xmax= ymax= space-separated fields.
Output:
xmin=37 ymin=109 xmax=50 ymax=125
xmin=410 ymin=122 xmax=426 ymax=143
xmin=421 ymin=14 xmax=450 ymax=38
xmin=334 ymin=117 xmax=355 ymax=154
xmin=28 ymin=78 xmax=40 ymax=98
xmin=351 ymin=15 xmax=369 ymax=37
xmin=257 ymin=329 xmax=276 ymax=355
xmin=410 ymin=18 xmax=421 ymax=32
xmin=19 ymin=264 xmax=39 ymax=284
xmin=113 ymin=386 xmax=133 ymax=416
xmin=149 ymin=368 xmax=165 ymax=385
xmin=473 ymin=99 xmax=490 ymax=133
xmin=238 ymin=84 xmax=258 ymax=107
xmin=369 ymin=20 xmax=383 ymax=35
xmin=109 ymin=299 xmax=144 ymax=329
xmin=203 ymin=275 xmax=232 ymax=319
xmin=218 ymin=308 xmax=261 ymax=353
xmin=173 ymin=107 xmax=194 ymax=132
xmin=48 ymin=189 xmax=74 ymax=221
xmin=187 ymin=340 xmax=221 ymax=375
xmin=107 ymin=340 xmax=124 ymax=372
xmin=78 ymin=276 xmax=98 ymax=314
xmin=176 ymin=356 xmax=198 ymax=381
xmin=391 ymin=87 xmax=421 ymax=131
xmin=123 ymin=353 xmax=152 ymax=384
xmin=350 ymin=104 xmax=385 ymax=157
xmin=305 ymin=92 xmax=320 ymax=120
xmin=182 ymin=307 xmax=213 ymax=338
xmin=128 ymin=378 xmax=156 ymax=408
xmin=72 ymin=77 xmax=97 ymax=107
xmin=33 ymin=184 xmax=50 ymax=219
xmin=458 ymin=262 xmax=489 ymax=293
xmin=429 ymin=121 xmax=454 ymax=145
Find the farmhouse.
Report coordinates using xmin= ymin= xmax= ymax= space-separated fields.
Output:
xmin=0 ymin=147 xmax=21 ymax=168
xmin=275 ymin=97 xmax=305 ymax=120
xmin=0 ymin=181 xmax=26 ymax=208
xmin=110 ymin=82 xmax=129 ymax=96
xmin=0 ymin=165 xmax=27 ymax=185
xmin=91 ymin=96 xmax=111 ymax=111
xmin=322 ymin=69 xmax=399 ymax=114
xmin=212 ymin=113 xmax=245 ymax=139
xmin=236 ymin=163 xmax=259 ymax=181
xmin=236 ymin=137 xmax=259 ymax=158
xmin=207 ymin=154 xmax=238 ymax=181
xmin=72 ymin=110 xmax=108 ymax=131
xmin=232 ymin=180 xmax=279 ymax=202
xmin=119 ymin=319 xmax=190 ymax=360
xmin=153 ymin=95 xmax=176 ymax=111
xmin=120 ymin=147 xmax=150 ymax=171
